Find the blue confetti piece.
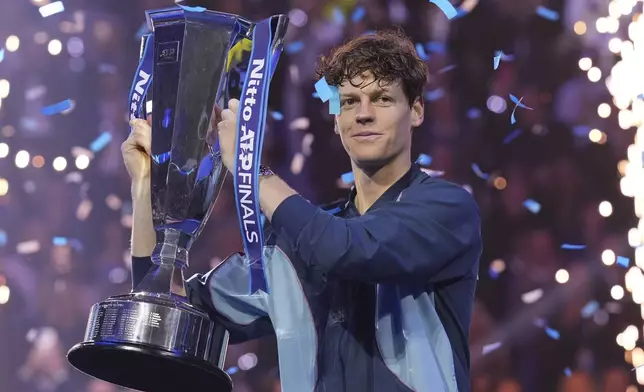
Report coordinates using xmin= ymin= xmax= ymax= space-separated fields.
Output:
xmin=225 ymin=366 xmax=239 ymax=375
xmin=327 ymin=206 xmax=342 ymax=215
xmin=503 ymin=129 xmax=522 ymax=144
xmin=509 ymin=94 xmax=532 ymax=124
xmin=545 ymin=327 xmax=560 ymax=340
xmin=0 ymin=49 xmax=5 ymax=63
xmin=332 ymin=7 xmax=345 ymax=25
xmin=523 ymin=199 xmax=541 ymax=214
xmin=351 ymin=6 xmax=366 ymax=23
xmin=315 ymin=77 xmax=340 ymax=114
xmin=424 ymin=88 xmax=445 ymax=102
xmin=494 ymin=52 xmax=502 ymax=70
xmin=179 ymin=5 xmax=207 ymax=12
xmin=52 ymin=237 xmax=68 ymax=246
xmin=488 ymin=266 xmax=500 ymax=280
xmin=315 ymin=77 xmax=334 ymax=102
xmin=471 ymin=163 xmax=490 ymax=180
xmin=41 ymin=99 xmax=75 ymax=115
xmin=328 ymin=89 xmax=341 ymax=115
xmin=415 ymin=43 xmax=430 ymax=60
xmin=581 ymin=301 xmax=599 ymax=318
xmin=536 ymin=6 xmax=559 ymax=21
xmin=90 ymin=132 xmax=113 ymax=153
xmin=361 ymin=30 xmax=376 ymax=37
xmin=426 ymin=41 xmax=446 ymax=54
xmin=270 ymin=111 xmax=283 ymax=120
xmin=564 ymin=367 xmax=572 ymax=377
xmin=285 ymin=41 xmax=304 ymax=54
xmin=312 ymin=92 xmax=320 ymax=99
xmin=429 ymin=0 xmax=458 ymax=19
xmin=0 ymin=230 xmax=7 ymax=247
xmin=510 ymin=94 xmax=532 ymax=109
xmin=416 ymin=153 xmax=432 ymax=166
xmin=561 ymin=243 xmax=586 ymax=250
xmin=341 ymin=171 xmax=354 ymax=184
xmin=616 ymin=256 xmax=630 ymax=268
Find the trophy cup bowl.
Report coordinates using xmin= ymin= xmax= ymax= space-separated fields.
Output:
xmin=67 ymin=7 xmax=288 ymax=391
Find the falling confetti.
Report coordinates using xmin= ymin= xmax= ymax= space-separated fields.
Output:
xmin=416 ymin=43 xmax=430 ymax=60
xmin=616 ymin=256 xmax=630 ymax=268
xmin=429 ymin=0 xmax=458 ymax=19
xmin=424 ymin=88 xmax=445 ymax=102
xmin=285 ymin=41 xmax=304 ymax=54
xmin=564 ymin=367 xmax=572 ymax=377
xmin=39 ymin=1 xmax=65 ymax=18
xmin=351 ymin=6 xmax=366 ymax=23
xmin=536 ymin=6 xmax=560 ymax=21
xmin=545 ymin=326 xmax=560 ymax=340
xmin=523 ymin=199 xmax=541 ymax=214
xmin=314 ymin=77 xmax=340 ymax=115
xmin=89 ymin=132 xmax=113 ymax=153
xmin=416 ymin=153 xmax=432 ymax=166
xmin=341 ymin=171 xmax=354 ymax=185
xmin=509 ymin=94 xmax=533 ymax=124
xmin=332 ymin=7 xmax=346 ymax=25
xmin=41 ymin=99 xmax=75 ymax=115
xmin=503 ymin=129 xmax=522 ymax=144
xmin=0 ymin=49 xmax=5 ymax=63
xmin=521 ymin=288 xmax=544 ymax=304
xmin=471 ymin=163 xmax=490 ymax=180
xmin=561 ymin=243 xmax=586 ymax=250
xmin=581 ymin=301 xmax=600 ymax=318
xmin=270 ymin=111 xmax=284 ymax=120
xmin=482 ymin=342 xmax=502 ymax=355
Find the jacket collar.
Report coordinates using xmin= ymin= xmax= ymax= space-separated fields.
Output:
xmin=345 ymin=163 xmax=421 ymax=215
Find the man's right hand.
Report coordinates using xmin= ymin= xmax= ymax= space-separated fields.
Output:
xmin=122 ymin=118 xmax=152 ymax=183
xmin=122 ymin=117 xmax=156 ymax=257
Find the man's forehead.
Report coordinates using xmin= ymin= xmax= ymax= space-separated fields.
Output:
xmin=338 ymin=73 xmax=401 ymax=94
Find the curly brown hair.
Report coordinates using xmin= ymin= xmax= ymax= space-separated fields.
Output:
xmin=315 ymin=28 xmax=428 ymax=107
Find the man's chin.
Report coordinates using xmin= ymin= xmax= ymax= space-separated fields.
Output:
xmin=351 ymin=154 xmax=393 ymax=170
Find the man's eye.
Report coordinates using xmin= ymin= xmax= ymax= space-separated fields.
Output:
xmin=377 ymin=96 xmax=392 ymax=103
xmin=341 ymin=99 xmax=356 ymax=106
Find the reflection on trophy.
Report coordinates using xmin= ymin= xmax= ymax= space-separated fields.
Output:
xmin=67 ymin=6 xmax=288 ymax=392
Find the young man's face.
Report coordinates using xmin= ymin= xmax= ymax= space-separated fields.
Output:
xmin=335 ymin=72 xmax=424 ymax=168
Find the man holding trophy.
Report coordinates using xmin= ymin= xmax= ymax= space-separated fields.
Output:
xmin=68 ymin=5 xmax=481 ymax=392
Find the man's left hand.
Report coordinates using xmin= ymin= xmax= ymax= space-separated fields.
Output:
xmin=211 ymin=98 xmax=239 ymax=172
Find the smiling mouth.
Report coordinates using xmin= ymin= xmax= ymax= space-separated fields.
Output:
xmin=352 ymin=132 xmax=382 ymax=138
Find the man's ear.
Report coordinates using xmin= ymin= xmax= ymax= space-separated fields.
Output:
xmin=411 ymin=97 xmax=424 ymax=128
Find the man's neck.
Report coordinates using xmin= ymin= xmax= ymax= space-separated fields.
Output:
xmin=352 ymin=154 xmax=411 ymax=215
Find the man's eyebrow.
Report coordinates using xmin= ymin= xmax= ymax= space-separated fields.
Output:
xmin=339 ymin=88 xmax=392 ymax=98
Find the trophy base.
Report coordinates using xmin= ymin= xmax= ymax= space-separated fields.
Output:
xmin=68 ymin=341 xmax=232 ymax=392
xmin=67 ymin=293 xmax=232 ymax=392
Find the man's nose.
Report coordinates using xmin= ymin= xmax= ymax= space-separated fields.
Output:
xmin=355 ymin=100 xmax=375 ymax=124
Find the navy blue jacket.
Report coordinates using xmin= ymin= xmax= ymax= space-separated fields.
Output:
xmin=132 ymin=164 xmax=481 ymax=392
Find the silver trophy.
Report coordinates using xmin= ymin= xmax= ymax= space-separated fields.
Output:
xmin=67 ymin=7 xmax=288 ymax=391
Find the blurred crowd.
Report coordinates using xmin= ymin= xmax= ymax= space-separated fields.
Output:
xmin=0 ymin=0 xmax=640 ymax=391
